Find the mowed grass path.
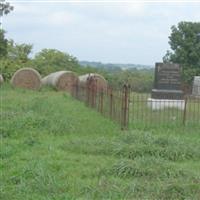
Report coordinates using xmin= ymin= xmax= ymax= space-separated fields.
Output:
xmin=1 ymin=85 xmax=200 ymax=200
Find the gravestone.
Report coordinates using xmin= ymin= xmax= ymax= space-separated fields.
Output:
xmin=192 ymin=76 xmax=200 ymax=96
xmin=148 ymin=63 xmax=185 ymax=110
xmin=151 ymin=63 xmax=184 ymax=99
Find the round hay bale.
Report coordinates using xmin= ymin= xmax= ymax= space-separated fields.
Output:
xmin=79 ymin=73 xmax=107 ymax=91
xmin=0 ymin=74 xmax=4 ymax=86
xmin=42 ymin=71 xmax=79 ymax=92
xmin=11 ymin=68 xmax=41 ymax=90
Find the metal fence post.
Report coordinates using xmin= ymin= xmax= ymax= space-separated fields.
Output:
xmin=100 ymin=89 xmax=104 ymax=114
xmin=86 ymin=77 xmax=90 ymax=106
xmin=121 ymin=84 xmax=130 ymax=130
xmin=183 ymin=95 xmax=188 ymax=126
xmin=109 ymin=87 xmax=113 ymax=119
xmin=92 ymin=79 xmax=97 ymax=108
xmin=75 ymin=80 xmax=79 ymax=99
xmin=91 ymin=81 xmax=94 ymax=108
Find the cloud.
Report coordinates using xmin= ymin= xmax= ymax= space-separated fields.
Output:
xmin=3 ymin=1 xmax=200 ymax=64
xmin=46 ymin=11 xmax=80 ymax=26
xmin=113 ymin=2 xmax=146 ymax=17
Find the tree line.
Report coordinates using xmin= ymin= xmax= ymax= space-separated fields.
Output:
xmin=0 ymin=1 xmax=199 ymax=92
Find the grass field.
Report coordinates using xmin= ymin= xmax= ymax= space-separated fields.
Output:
xmin=1 ymin=85 xmax=200 ymax=199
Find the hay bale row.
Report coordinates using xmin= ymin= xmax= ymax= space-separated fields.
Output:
xmin=0 ymin=74 xmax=4 ymax=86
xmin=8 ymin=68 xmax=107 ymax=92
xmin=79 ymin=73 xmax=107 ymax=91
xmin=42 ymin=71 xmax=78 ymax=92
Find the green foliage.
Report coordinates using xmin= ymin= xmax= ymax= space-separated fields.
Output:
xmin=0 ymin=0 xmax=14 ymax=78
xmin=79 ymin=62 xmax=154 ymax=92
xmin=32 ymin=48 xmax=82 ymax=76
xmin=182 ymin=67 xmax=200 ymax=84
xmin=108 ymin=68 xmax=154 ymax=92
xmin=7 ymin=40 xmax=33 ymax=63
xmin=0 ymin=0 xmax=14 ymax=17
xmin=1 ymin=86 xmax=200 ymax=199
xmin=163 ymin=21 xmax=200 ymax=83
xmin=0 ymin=40 xmax=33 ymax=80
xmin=0 ymin=29 xmax=7 ymax=58
xmin=79 ymin=61 xmax=151 ymax=71
xmin=0 ymin=58 xmax=20 ymax=80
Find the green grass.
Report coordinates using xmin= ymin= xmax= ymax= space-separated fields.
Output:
xmin=1 ymin=84 xmax=200 ymax=199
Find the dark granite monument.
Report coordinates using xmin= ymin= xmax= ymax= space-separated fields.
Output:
xmin=151 ymin=63 xmax=184 ymax=99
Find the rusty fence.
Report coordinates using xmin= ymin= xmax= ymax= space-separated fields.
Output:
xmin=71 ymin=83 xmax=200 ymax=129
xmin=129 ymin=90 xmax=200 ymax=129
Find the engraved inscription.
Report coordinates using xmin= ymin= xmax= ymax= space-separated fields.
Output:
xmin=151 ymin=63 xmax=184 ymax=99
xmin=155 ymin=63 xmax=181 ymax=90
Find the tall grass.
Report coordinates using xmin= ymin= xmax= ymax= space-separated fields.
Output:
xmin=1 ymin=84 xmax=200 ymax=199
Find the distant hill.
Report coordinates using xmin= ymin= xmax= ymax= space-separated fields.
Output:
xmin=79 ymin=61 xmax=153 ymax=71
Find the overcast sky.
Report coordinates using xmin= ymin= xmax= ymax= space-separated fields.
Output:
xmin=2 ymin=1 xmax=200 ymax=65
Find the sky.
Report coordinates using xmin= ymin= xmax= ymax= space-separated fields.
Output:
xmin=2 ymin=0 xmax=200 ymax=65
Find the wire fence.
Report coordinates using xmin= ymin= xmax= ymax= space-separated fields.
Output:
xmin=71 ymin=80 xmax=200 ymax=130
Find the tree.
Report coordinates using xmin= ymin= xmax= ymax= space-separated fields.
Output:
xmin=163 ymin=21 xmax=200 ymax=83
xmin=0 ymin=29 xmax=7 ymax=58
xmin=33 ymin=49 xmax=82 ymax=75
xmin=0 ymin=0 xmax=14 ymax=17
xmin=0 ymin=0 xmax=14 ymax=58
xmin=7 ymin=40 xmax=33 ymax=62
xmin=0 ymin=40 xmax=33 ymax=80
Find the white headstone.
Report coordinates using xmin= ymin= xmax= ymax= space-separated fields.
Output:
xmin=192 ymin=76 xmax=200 ymax=96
